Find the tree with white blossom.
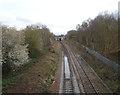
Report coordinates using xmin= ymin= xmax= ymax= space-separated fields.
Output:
xmin=2 ymin=25 xmax=29 ymax=74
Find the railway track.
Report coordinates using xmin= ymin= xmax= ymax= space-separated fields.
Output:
xmin=59 ymin=42 xmax=112 ymax=94
xmin=59 ymin=52 xmax=80 ymax=94
xmin=63 ymin=55 xmax=73 ymax=93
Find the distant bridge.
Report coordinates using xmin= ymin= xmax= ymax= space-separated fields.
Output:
xmin=55 ymin=35 xmax=65 ymax=41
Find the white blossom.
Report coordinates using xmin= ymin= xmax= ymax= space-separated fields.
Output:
xmin=2 ymin=25 xmax=29 ymax=67
xmin=8 ymin=44 xmax=29 ymax=66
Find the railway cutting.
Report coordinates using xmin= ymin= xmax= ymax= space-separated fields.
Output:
xmin=59 ymin=42 xmax=112 ymax=94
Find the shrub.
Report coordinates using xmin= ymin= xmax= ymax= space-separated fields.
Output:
xmin=2 ymin=25 xmax=29 ymax=75
xmin=24 ymin=24 xmax=52 ymax=58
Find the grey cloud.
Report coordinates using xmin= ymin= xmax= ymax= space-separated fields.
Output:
xmin=16 ymin=17 xmax=33 ymax=24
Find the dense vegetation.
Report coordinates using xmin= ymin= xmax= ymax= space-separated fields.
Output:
xmin=2 ymin=23 xmax=53 ymax=76
xmin=24 ymin=24 xmax=52 ymax=58
xmin=67 ymin=12 xmax=119 ymax=61
xmin=2 ymin=26 xmax=29 ymax=76
xmin=2 ymin=23 xmax=56 ymax=92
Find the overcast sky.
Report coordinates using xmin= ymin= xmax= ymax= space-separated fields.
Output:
xmin=0 ymin=0 xmax=119 ymax=35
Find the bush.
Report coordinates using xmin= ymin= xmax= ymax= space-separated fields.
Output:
xmin=24 ymin=24 xmax=52 ymax=58
xmin=24 ymin=29 xmax=43 ymax=58
xmin=2 ymin=23 xmax=52 ymax=76
xmin=2 ymin=25 xmax=29 ymax=75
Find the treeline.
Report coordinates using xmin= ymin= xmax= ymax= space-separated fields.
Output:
xmin=2 ymin=24 xmax=53 ymax=76
xmin=67 ymin=12 xmax=118 ymax=56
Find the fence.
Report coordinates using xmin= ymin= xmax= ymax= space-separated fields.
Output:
xmin=74 ymin=41 xmax=120 ymax=73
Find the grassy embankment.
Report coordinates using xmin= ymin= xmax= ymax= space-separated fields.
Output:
xmin=3 ymin=40 xmax=61 ymax=93
xmin=65 ymin=40 xmax=119 ymax=93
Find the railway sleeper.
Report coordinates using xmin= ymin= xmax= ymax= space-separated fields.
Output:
xmin=64 ymin=79 xmax=74 ymax=93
